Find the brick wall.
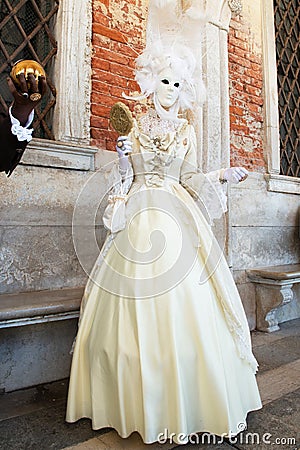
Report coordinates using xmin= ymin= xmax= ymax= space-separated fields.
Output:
xmin=91 ymin=0 xmax=146 ymax=151
xmin=228 ymin=17 xmax=265 ymax=172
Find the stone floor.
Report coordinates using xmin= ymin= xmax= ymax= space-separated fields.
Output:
xmin=0 ymin=319 xmax=299 ymax=450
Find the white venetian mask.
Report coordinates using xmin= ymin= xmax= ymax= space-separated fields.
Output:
xmin=155 ymin=68 xmax=181 ymax=110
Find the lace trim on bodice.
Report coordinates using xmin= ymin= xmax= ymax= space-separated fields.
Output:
xmin=137 ymin=109 xmax=187 ymax=140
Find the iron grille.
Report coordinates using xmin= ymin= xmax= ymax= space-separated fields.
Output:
xmin=274 ymin=0 xmax=300 ymax=177
xmin=0 ymin=0 xmax=59 ymax=140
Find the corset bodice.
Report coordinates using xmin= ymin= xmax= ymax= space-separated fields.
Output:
xmin=129 ymin=111 xmax=191 ymax=188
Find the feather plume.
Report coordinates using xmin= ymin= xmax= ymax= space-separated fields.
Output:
xmin=133 ymin=0 xmax=207 ymax=119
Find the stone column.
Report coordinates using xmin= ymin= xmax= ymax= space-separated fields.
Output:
xmin=261 ymin=0 xmax=280 ymax=175
xmin=200 ymin=0 xmax=240 ymax=172
xmin=52 ymin=0 xmax=92 ymax=145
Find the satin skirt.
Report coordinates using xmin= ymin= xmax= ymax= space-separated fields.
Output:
xmin=66 ymin=184 xmax=262 ymax=443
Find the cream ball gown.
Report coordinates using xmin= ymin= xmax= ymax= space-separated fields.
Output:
xmin=66 ymin=111 xmax=262 ymax=444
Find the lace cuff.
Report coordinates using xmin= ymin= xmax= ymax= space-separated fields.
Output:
xmin=102 ymin=161 xmax=133 ymax=233
xmin=203 ymin=169 xmax=228 ymax=221
xmin=9 ymin=106 xmax=34 ymax=142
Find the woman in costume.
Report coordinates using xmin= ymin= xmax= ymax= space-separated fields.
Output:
xmin=66 ymin=0 xmax=262 ymax=443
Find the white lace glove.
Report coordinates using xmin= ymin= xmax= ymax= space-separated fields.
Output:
xmin=222 ymin=167 xmax=248 ymax=184
xmin=116 ymin=136 xmax=132 ymax=173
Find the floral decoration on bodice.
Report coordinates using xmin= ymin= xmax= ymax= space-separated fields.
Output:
xmin=130 ymin=110 xmax=190 ymax=188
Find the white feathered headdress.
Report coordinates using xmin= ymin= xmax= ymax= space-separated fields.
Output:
xmin=133 ymin=0 xmax=206 ymax=119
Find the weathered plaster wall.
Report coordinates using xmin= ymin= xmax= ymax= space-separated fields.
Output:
xmin=0 ymin=166 xmax=109 ymax=294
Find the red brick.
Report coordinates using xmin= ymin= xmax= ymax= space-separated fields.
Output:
xmin=92 ymin=79 xmax=110 ymax=94
xmin=90 ymin=115 xmax=109 ymax=129
xmin=127 ymin=79 xmax=140 ymax=91
xmin=230 ymin=105 xmax=244 ymax=116
xmin=247 ymin=53 xmax=262 ymax=65
xmin=231 ymin=124 xmax=250 ymax=134
xmin=94 ymin=46 xmax=129 ymax=65
xmin=93 ymin=0 xmax=110 ymax=12
xmin=93 ymin=23 xmax=127 ymax=43
xmin=91 ymin=127 xmax=108 ymax=140
xmin=110 ymin=40 xmax=141 ymax=59
xmin=92 ymin=57 xmax=110 ymax=71
xmin=229 ymin=63 xmax=245 ymax=76
xmin=241 ymin=75 xmax=252 ymax=85
xmin=93 ymin=11 xmax=110 ymax=27
xmin=250 ymin=62 xmax=261 ymax=72
xmin=231 ymin=80 xmax=244 ymax=92
xmin=91 ymin=137 xmax=105 ymax=149
xmin=228 ymin=36 xmax=249 ymax=51
xmin=92 ymin=91 xmax=120 ymax=107
xmin=245 ymin=93 xmax=264 ymax=106
xmin=106 ymin=139 xmax=119 ymax=152
xmin=110 ymin=85 xmax=126 ymax=98
xmin=228 ymin=53 xmax=252 ymax=69
xmin=244 ymin=84 xmax=261 ymax=97
xmin=248 ymin=103 xmax=262 ymax=114
xmin=244 ymin=67 xmax=261 ymax=79
xmin=227 ymin=43 xmax=235 ymax=54
xmin=232 ymin=46 xmax=248 ymax=58
xmin=249 ymin=77 xmax=262 ymax=88
xmin=91 ymin=103 xmax=110 ymax=118
xmin=92 ymin=68 xmax=128 ymax=89
xmin=92 ymin=33 xmax=110 ymax=49
xmin=128 ymin=57 xmax=139 ymax=69
xmin=110 ymin=62 xmax=134 ymax=79
xmin=230 ymin=115 xmax=241 ymax=126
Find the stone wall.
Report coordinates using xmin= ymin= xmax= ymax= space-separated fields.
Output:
xmin=0 ymin=160 xmax=113 ymax=295
xmin=0 ymin=167 xmax=88 ymax=294
xmin=228 ymin=174 xmax=300 ymax=329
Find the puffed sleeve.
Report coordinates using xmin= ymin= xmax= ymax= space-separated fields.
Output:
xmin=179 ymin=124 xmax=228 ymax=222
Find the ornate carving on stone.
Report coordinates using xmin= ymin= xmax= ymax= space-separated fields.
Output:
xmin=280 ymin=285 xmax=294 ymax=304
xmin=228 ymin=0 xmax=243 ymax=16
xmin=252 ymin=282 xmax=294 ymax=332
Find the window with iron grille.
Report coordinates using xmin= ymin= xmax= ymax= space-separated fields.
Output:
xmin=0 ymin=0 xmax=59 ymax=140
xmin=274 ymin=0 xmax=300 ymax=177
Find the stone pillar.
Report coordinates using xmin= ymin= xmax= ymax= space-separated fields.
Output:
xmin=261 ymin=0 xmax=280 ymax=175
xmin=201 ymin=0 xmax=240 ymax=172
xmin=52 ymin=0 xmax=92 ymax=145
